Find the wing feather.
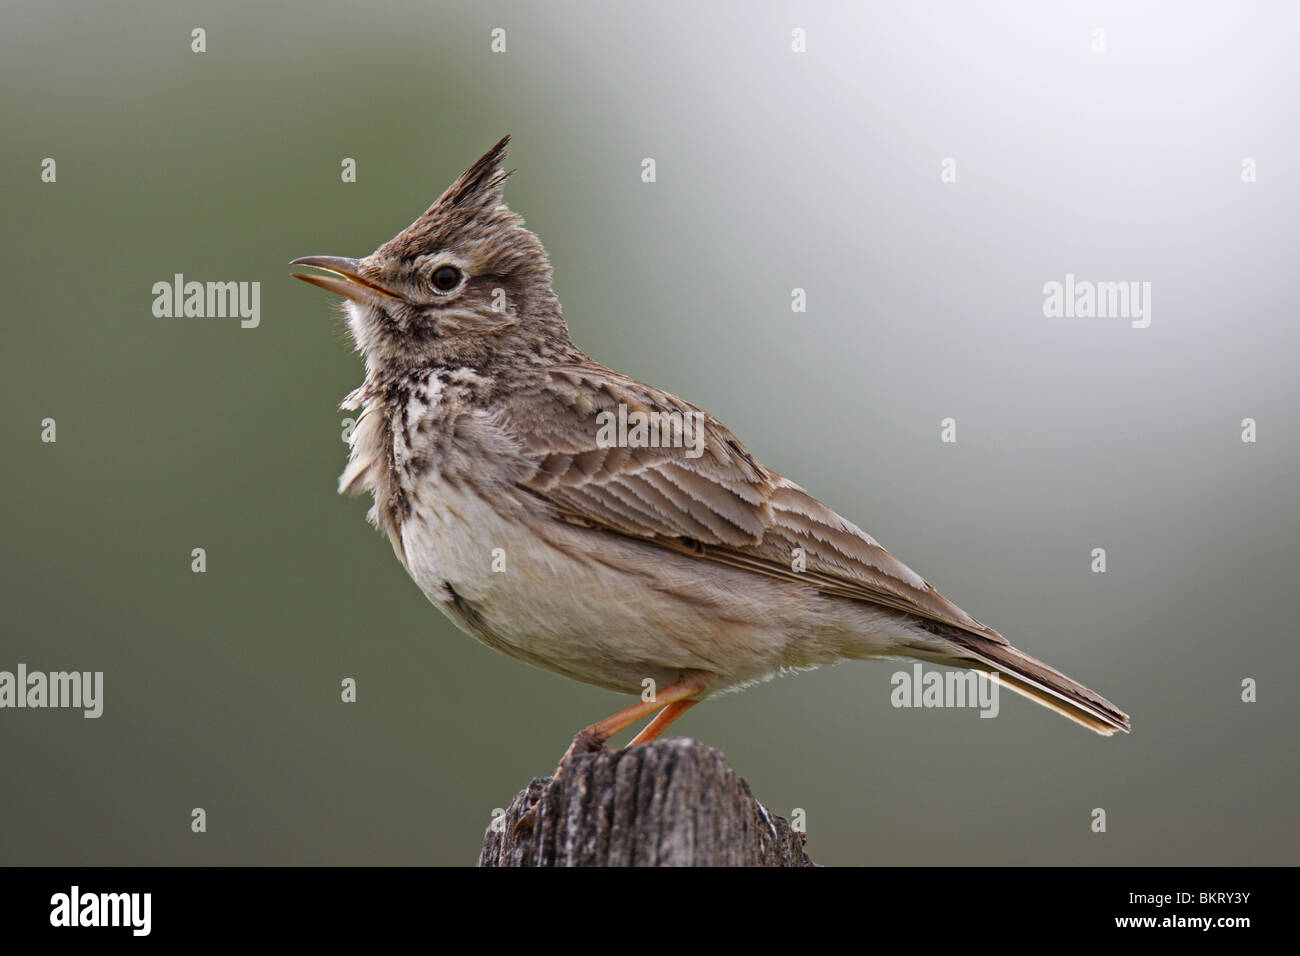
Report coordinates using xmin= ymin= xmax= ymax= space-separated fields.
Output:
xmin=505 ymin=364 xmax=1005 ymax=643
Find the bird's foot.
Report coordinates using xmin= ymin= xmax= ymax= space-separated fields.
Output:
xmin=559 ymin=726 xmax=609 ymax=762
xmin=513 ymin=801 xmax=541 ymax=835
xmin=513 ymin=727 xmax=611 ymax=835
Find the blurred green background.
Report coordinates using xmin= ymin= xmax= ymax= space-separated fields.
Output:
xmin=2 ymin=1 xmax=1297 ymax=865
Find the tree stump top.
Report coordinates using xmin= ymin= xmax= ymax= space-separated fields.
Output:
xmin=479 ymin=737 xmax=816 ymax=867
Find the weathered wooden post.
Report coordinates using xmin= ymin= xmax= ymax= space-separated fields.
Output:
xmin=479 ymin=737 xmax=816 ymax=866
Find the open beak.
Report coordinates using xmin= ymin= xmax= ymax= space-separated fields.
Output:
xmin=290 ymin=256 xmax=401 ymax=307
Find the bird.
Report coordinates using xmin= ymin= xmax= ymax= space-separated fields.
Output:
xmin=291 ymin=135 xmax=1129 ymax=779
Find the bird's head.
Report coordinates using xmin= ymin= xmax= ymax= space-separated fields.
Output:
xmin=292 ymin=135 xmax=571 ymax=372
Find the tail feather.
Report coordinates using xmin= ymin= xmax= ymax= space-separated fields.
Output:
xmin=917 ymin=633 xmax=1130 ymax=736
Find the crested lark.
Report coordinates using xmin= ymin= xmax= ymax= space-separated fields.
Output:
xmin=292 ymin=137 xmax=1129 ymax=775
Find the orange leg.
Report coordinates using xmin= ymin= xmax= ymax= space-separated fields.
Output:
xmin=560 ymin=672 xmax=710 ymax=760
xmin=628 ymin=699 xmax=698 ymax=746
xmin=514 ymin=672 xmax=710 ymax=835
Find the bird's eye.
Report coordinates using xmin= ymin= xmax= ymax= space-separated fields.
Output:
xmin=431 ymin=265 xmax=462 ymax=292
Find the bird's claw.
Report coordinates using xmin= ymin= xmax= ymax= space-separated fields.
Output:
xmin=513 ymin=803 xmax=540 ymax=835
xmin=512 ymin=728 xmax=608 ymax=837
xmin=560 ymin=726 xmax=608 ymax=762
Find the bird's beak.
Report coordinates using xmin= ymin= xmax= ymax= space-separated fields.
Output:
xmin=290 ymin=256 xmax=401 ymax=306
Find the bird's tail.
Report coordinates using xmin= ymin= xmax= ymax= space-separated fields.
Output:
xmin=915 ymin=633 xmax=1130 ymax=736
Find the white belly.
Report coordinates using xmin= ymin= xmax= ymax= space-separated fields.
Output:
xmin=395 ymin=476 xmax=936 ymax=696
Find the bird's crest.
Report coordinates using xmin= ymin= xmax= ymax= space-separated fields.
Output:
xmin=436 ymin=134 xmax=514 ymax=211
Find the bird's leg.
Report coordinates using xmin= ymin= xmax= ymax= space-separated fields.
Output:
xmin=557 ymin=672 xmax=710 ymax=762
xmin=627 ymin=699 xmax=698 ymax=746
xmin=513 ymin=672 xmax=709 ymax=834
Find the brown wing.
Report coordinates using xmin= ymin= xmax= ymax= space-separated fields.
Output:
xmin=503 ymin=363 xmax=1008 ymax=645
